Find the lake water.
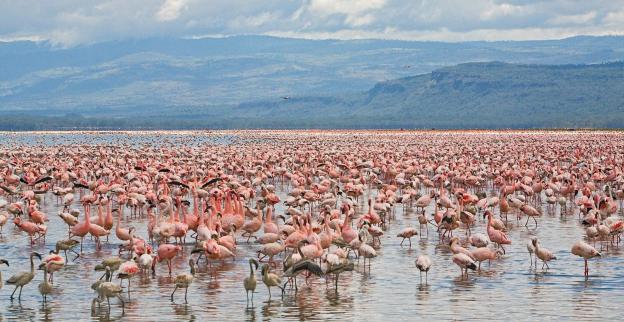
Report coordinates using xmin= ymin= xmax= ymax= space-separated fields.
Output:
xmin=0 ymin=131 xmax=622 ymax=321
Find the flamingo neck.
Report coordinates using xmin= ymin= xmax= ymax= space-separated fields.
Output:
xmin=85 ymin=206 xmax=91 ymax=225
xmin=265 ymin=207 xmax=272 ymax=223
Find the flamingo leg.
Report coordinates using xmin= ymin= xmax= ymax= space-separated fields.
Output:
xmin=171 ymin=285 xmax=178 ymax=301
xmin=118 ymin=294 xmax=125 ymax=314
xmin=533 ymin=216 xmax=538 ymax=229
xmin=72 ymin=249 xmax=80 ymax=261
xmin=10 ymin=285 xmax=17 ymax=300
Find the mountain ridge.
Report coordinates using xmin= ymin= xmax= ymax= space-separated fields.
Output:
xmin=0 ymin=60 xmax=622 ymax=130
xmin=0 ymin=35 xmax=623 ymax=130
xmin=1 ymin=35 xmax=623 ymax=110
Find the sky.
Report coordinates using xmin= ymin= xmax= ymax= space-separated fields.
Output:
xmin=0 ymin=0 xmax=623 ymax=46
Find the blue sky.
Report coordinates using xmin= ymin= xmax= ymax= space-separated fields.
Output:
xmin=1 ymin=0 xmax=623 ymax=46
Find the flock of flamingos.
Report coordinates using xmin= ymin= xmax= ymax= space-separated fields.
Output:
xmin=0 ymin=130 xmax=622 ymax=316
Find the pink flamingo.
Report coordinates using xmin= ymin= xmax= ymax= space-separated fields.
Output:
xmin=284 ymin=217 xmax=306 ymax=250
xmin=27 ymin=204 xmax=48 ymax=225
xmin=41 ymin=250 xmax=65 ymax=283
xmin=241 ymin=203 xmax=262 ymax=242
xmin=118 ymin=230 xmax=140 ymax=296
xmin=486 ymin=210 xmax=511 ymax=254
xmin=340 ymin=204 xmax=357 ymax=243
xmin=215 ymin=222 xmax=236 ymax=251
xmin=172 ymin=197 xmax=188 ymax=244
xmin=87 ymin=205 xmax=110 ymax=251
xmin=183 ymin=198 xmax=199 ymax=234
xmin=115 ymin=206 xmax=132 ymax=242
xmin=264 ymin=205 xmax=278 ymax=234
xmin=14 ymin=217 xmax=46 ymax=245
xmin=70 ymin=205 xmax=90 ymax=252
xmin=152 ymin=244 xmax=182 ymax=275
xmin=571 ymin=240 xmax=601 ymax=277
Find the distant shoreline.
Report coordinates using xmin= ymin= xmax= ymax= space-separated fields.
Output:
xmin=0 ymin=128 xmax=622 ymax=134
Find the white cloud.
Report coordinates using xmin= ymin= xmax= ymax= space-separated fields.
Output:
xmin=229 ymin=12 xmax=280 ymax=29
xmin=604 ymin=10 xmax=624 ymax=25
xmin=480 ymin=2 xmax=527 ymax=20
xmin=307 ymin=0 xmax=385 ymax=27
xmin=266 ymin=26 xmax=624 ymax=42
xmin=307 ymin=0 xmax=386 ymax=16
xmin=156 ymin=0 xmax=187 ymax=22
xmin=548 ymin=11 xmax=597 ymax=26
xmin=0 ymin=0 xmax=623 ymax=46
xmin=345 ymin=13 xmax=376 ymax=27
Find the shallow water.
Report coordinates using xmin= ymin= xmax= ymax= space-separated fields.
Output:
xmin=0 ymin=131 xmax=623 ymax=321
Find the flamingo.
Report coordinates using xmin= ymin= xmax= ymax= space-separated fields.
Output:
xmin=41 ymin=250 xmax=65 ymax=283
xmin=571 ymin=240 xmax=601 ymax=277
xmin=0 ymin=258 xmax=9 ymax=289
xmin=415 ymin=255 xmax=432 ymax=284
xmin=171 ymin=259 xmax=195 ymax=303
xmin=117 ymin=229 xmax=139 ymax=296
xmin=469 ymin=233 xmax=489 ymax=248
xmin=71 ymin=202 xmax=92 ymax=252
xmin=486 ymin=210 xmax=511 ymax=254
xmin=397 ymin=227 xmax=418 ymax=248
xmin=533 ymin=238 xmax=557 ymax=270
xmin=14 ymin=217 xmax=46 ymax=245
xmin=0 ymin=210 xmax=8 ymax=234
xmin=257 ymin=241 xmax=285 ymax=266
xmin=38 ymin=266 xmax=53 ymax=303
xmin=261 ymin=264 xmax=283 ymax=299
xmin=241 ymin=203 xmax=263 ymax=242
xmin=520 ymin=204 xmax=541 ymax=228
xmin=450 ymin=237 xmax=475 ymax=260
xmin=452 ymin=253 xmax=477 ymax=279
xmin=470 ymin=247 xmax=502 ymax=271
xmin=340 ymin=205 xmax=357 ymax=243
xmin=152 ymin=243 xmax=182 ymax=275
xmin=91 ymin=267 xmax=125 ymax=314
xmin=264 ymin=205 xmax=278 ymax=234
xmin=527 ymin=237 xmax=537 ymax=268
xmin=87 ymin=204 xmax=110 ymax=250
xmin=244 ymin=258 xmax=259 ymax=305
xmin=115 ymin=206 xmax=133 ymax=242
xmin=6 ymin=252 xmax=42 ymax=301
